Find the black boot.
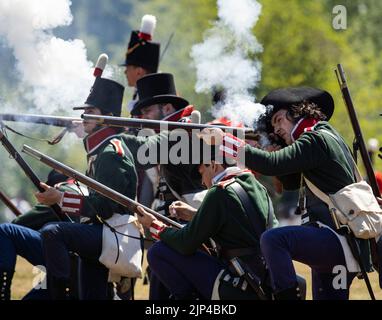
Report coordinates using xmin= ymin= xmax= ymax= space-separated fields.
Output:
xmin=48 ymin=277 xmax=72 ymax=300
xmin=274 ymin=284 xmax=302 ymax=300
xmin=0 ymin=270 xmax=14 ymax=301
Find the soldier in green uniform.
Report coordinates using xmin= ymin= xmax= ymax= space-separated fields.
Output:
xmin=120 ymin=72 xmax=206 ymax=299
xmin=136 ymin=146 xmax=278 ymax=300
xmin=12 ymin=170 xmax=83 ymax=230
xmin=121 ymin=73 xmax=206 ymax=212
xmin=200 ymin=87 xmax=372 ymax=299
xmin=35 ymin=76 xmax=137 ymax=300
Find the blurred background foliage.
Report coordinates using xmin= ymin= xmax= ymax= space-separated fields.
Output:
xmin=1 ymin=0 xmax=382 ymax=220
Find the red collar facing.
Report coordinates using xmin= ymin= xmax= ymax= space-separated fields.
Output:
xmin=163 ymin=105 xmax=194 ymax=122
xmin=84 ymin=127 xmax=119 ymax=154
xmin=291 ymin=118 xmax=318 ymax=141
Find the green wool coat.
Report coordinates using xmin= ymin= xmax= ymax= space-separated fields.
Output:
xmin=158 ymin=172 xmax=278 ymax=299
xmin=81 ymin=136 xmax=137 ymax=222
xmin=121 ymin=131 xmax=204 ymax=195
xmin=159 ymin=172 xmax=277 ymax=256
xmin=241 ymin=121 xmax=372 ymax=270
xmin=12 ymin=182 xmax=82 ymax=230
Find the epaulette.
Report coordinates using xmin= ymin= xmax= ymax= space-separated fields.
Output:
xmin=217 ymin=177 xmax=236 ymax=189
xmin=110 ymin=138 xmax=125 ymax=157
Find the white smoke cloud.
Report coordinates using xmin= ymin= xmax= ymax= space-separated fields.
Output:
xmin=191 ymin=0 xmax=264 ymax=128
xmin=0 ymin=0 xmax=94 ymax=114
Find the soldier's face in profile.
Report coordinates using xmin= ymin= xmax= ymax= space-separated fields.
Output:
xmin=140 ymin=104 xmax=164 ymax=120
xmin=198 ymin=162 xmax=217 ymax=188
xmin=82 ymin=107 xmax=102 ymax=134
xmin=271 ymin=109 xmax=295 ymax=145
xmin=124 ymin=65 xmax=146 ymax=87
xmin=140 ymin=103 xmax=175 ymax=120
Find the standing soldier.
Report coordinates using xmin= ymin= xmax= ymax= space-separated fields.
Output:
xmin=200 ymin=87 xmax=372 ymax=299
xmin=121 ymin=14 xmax=160 ymax=115
xmin=36 ymin=76 xmax=138 ymax=300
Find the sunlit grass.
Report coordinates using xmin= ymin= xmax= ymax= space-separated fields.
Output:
xmin=12 ymin=257 xmax=381 ymax=300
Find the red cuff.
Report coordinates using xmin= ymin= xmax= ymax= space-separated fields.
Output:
xmin=219 ymin=133 xmax=246 ymax=159
xmin=61 ymin=192 xmax=83 ymax=216
xmin=149 ymin=220 xmax=167 ymax=240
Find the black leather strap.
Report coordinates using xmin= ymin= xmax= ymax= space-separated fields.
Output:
xmin=228 ymin=182 xmax=274 ymax=240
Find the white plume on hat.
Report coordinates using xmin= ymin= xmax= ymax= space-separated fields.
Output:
xmin=368 ymin=138 xmax=379 ymax=152
xmin=140 ymin=14 xmax=157 ymax=36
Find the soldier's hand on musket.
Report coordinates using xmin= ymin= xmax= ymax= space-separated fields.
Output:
xmin=69 ymin=120 xmax=86 ymax=138
xmin=136 ymin=206 xmax=158 ymax=228
xmin=69 ymin=120 xmax=86 ymax=139
xmin=169 ymin=201 xmax=197 ymax=222
xmin=197 ymin=128 xmax=224 ymax=145
xmin=35 ymin=182 xmax=63 ymax=205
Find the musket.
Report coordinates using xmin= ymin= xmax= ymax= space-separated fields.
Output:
xmin=0 ymin=127 xmax=71 ymax=222
xmin=335 ymin=64 xmax=380 ymax=196
xmin=22 ymin=144 xmax=183 ymax=229
xmin=0 ymin=113 xmax=82 ymax=128
xmin=335 ymin=64 xmax=378 ymax=299
xmin=159 ymin=32 xmax=174 ymax=63
xmin=82 ymin=114 xmax=259 ymax=140
xmin=0 ymin=189 xmax=22 ymax=217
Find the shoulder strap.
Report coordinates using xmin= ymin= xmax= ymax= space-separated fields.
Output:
xmin=303 ymin=177 xmax=333 ymax=208
xmin=303 ymin=128 xmax=364 ymax=208
xmin=228 ymin=181 xmax=274 ymax=240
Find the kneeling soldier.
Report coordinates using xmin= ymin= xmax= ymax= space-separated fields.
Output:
xmin=137 ymin=146 xmax=278 ymax=300
xmin=36 ymin=77 xmax=137 ymax=300
xmin=200 ymin=87 xmax=372 ymax=300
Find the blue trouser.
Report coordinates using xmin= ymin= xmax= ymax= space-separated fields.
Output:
xmin=40 ymin=222 xmax=109 ymax=300
xmin=147 ymin=241 xmax=224 ymax=299
xmin=260 ymin=225 xmax=356 ymax=300
xmin=149 ymin=273 xmax=171 ymax=300
xmin=0 ymin=223 xmax=48 ymax=299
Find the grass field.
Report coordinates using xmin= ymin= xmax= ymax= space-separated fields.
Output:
xmin=11 ymin=257 xmax=382 ymax=300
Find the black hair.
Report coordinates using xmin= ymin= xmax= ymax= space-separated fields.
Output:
xmin=286 ymin=101 xmax=327 ymax=122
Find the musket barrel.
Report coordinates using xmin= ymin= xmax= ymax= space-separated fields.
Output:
xmin=22 ymin=145 xmax=183 ymax=229
xmin=0 ymin=113 xmax=82 ymax=128
xmin=82 ymin=114 xmax=254 ymax=136
xmin=0 ymin=190 xmax=22 ymax=217
xmin=335 ymin=64 xmax=380 ymax=197
xmin=0 ymin=128 xmax=70 ymax=222
xmin=337 ymin=64 xmax=347 ymax=84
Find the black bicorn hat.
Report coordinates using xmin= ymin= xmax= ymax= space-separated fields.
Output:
xmin=131 ymin=73 xmax=189 ymax=116
xmin=121 ymin=15 xmax=160 ymax=73
xmin=258 ymin=87 xmax=335 ymax=132
xmin=73 ymin=77 xmax=124 ymax=117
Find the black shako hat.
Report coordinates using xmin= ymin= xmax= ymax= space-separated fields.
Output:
xmin=73 ymin=77 xmax=124 ymax=117
xmin=259 ymin=87 xmax=335 ymax=132
xmin=121 ymin=15 xmax=160 ymax=73
xmin=131 ymin=73 xmax=189 ymax=116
